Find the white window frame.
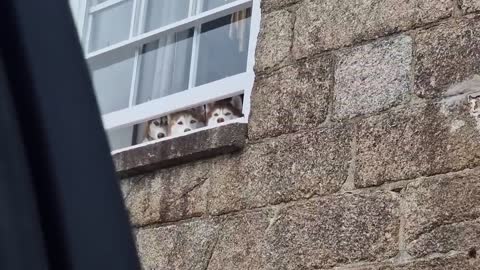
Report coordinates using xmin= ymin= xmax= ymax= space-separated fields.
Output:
xmin=72 ymin=0 xmax=260 ymax=135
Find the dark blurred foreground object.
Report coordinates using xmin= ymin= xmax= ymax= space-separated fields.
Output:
xmin=0 ymin=1 xmax=141 ymax=270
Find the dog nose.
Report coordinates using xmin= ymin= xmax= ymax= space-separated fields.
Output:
xmin=217 ymin=118 xmax=225 ymax=123
xmin=184 ymin=128 xmax=191 ymax=132
xmin=157 ymin=133 xmax=165 ymax=139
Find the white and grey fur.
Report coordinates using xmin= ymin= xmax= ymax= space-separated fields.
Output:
xmin=206 ymin=96 xmax=243 ymax=126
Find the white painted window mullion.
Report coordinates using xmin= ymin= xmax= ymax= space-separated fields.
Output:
xmin=136 ymin=0 xmax=147 ymax=34
xmin=243 ymin=0 xmax=260 ymax=120
xmin=187 ymin=0 xmax=203 ymax=89
xmin=127 ymin=0 xmax=147 ymax=108
xmin=128 ymin=0 xmax=139 ymax=38
xmin=128 ymin=49 xmax=141 ymax=107
xmin=84 ymin=13 xmax=93 ymax=53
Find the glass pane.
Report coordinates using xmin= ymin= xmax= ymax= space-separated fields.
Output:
xmin=196 ymin=9 xmax=251 ymax=86
xmin=91 ymin=51 xmax=135 ymax=114
xmin=107 ymin=127 xmax=134 ymax=150
xmin=135 ymin=29 xmax=194 ymax=105
xmin=144 ymin=0 xmax=191 ymax=33
xmin=201 ymin=0 xmax=237 ymax=12
xmin=90 ymin=0 xmax=109 ymax=6
xmin=89 ymin=0 xmax=133 ymax=52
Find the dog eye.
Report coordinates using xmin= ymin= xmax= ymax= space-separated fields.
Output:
xmin=225 ymin=112 xmax=232 ymax=116
xmin=190 ymin=120 xmax=197 ymax=124
xmin=214 ymin=113 xmax=219 ymax=117
xmin=153 ymin=121 xmax=160 ymax=126
xmin=177 ymin=121 xmax=183 ymax=125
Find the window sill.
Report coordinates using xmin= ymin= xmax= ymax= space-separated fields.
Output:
xmin=112 ymin=123 xmax=247 ymax=178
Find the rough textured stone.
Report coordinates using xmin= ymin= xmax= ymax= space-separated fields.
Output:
xmin=267 ymin=192 xmax=400 ymax=269
xmin=208 ymin=211 xmax=271 ymax=270
xmin=113 ymin=123 xmax=246 ymax=178
xmin=249 ymin=55 xmax=333 ymax=140
xmin=355 ymin=100 xmax=480 ymax=187
xmin=461 ymin=0 xmax=480 ymax=14
xmin=121 ymin=160 xmax=212 ymax=227
xmin=408 ymin=220 xmax=480 ymax=258
xmin=353 ymin=254 xmax=480 ymax=269
xmin=135 ymin=219 xmax=218 ymax=270
xmin=209 ymin=125 xmax=351 ymax=215
xmin=414 ymin=18 xmax=480 ymax=98
xmin=333 ymin=36 xmax=412 ymax=120
xmin=293 ymin=0 xmax=452 ymax=58
xmin=255 ymin=9 xmax=293 ymax=72
xmin=261 ymin=0 xmax=300 ymax=13
xmin=403 ymin=169 xmax=480 ymax=256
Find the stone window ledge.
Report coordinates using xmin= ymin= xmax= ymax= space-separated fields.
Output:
xmin=112 ymin=123 xmax=247 ymax=178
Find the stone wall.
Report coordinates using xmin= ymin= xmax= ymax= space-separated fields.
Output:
xmin=120 ymin=0 xmax=480 ymax=269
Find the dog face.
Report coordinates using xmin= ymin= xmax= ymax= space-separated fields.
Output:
xmin=469 ymin=94 xmax=480 ymax=118
xmin=207 ymin=96 xmax=243 ymax=126
xmin=145 ymin=117 xmax=168 ymax=141
xmin=168 ymin=108 xmax=206 ymax=136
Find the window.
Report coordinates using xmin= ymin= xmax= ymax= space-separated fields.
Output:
xmin=69 ymin=0 xmax=260 ymax=151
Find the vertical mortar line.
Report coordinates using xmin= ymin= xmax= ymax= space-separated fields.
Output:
xmin=325 ymin=50 xmax=337 ymax=124
xmin=341 ymin=118 xmax=357 ymax=191
xmin=408 ymin=29 xmax=419 ymax=105
xmin=288 ymin=4 xmax=297 ymax=62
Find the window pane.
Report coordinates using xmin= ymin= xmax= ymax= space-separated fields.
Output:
xmin=89 ymin=0 xmax=133 ymax=52
xmin=135 ymin=29 xmax=194 ymax=105
xmin=90 ymin=0 xmax=109 ymax=6
xmin=195 ymin=9 xmax=251 ymax=86
xmin=201 ymin=0 xmax=237 ymax=12
xmin=143 ymin=0 xmax=191 ymax=33
xmin=106 ymin=127 xmax=134 ymax=150
xmin=91 ymin=52 xmax=135 ymax=114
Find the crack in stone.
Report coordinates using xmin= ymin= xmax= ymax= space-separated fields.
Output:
xmin=407 ymin=216 xmax=480 ymax=247
xmin=203 ymin=229 xmax=220 ymax=270
xmin=172 ymin=172 xmax=209 ymax=205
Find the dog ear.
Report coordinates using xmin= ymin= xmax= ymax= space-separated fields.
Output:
xmin=206 ymin=103 xmax=215 ymax=114
xmin=231 ymin=96 xmax=243 ymax=111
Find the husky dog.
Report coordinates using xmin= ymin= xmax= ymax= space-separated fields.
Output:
xmin=469 ymin=94 xmax=480 ymax=119
xmin=168 ymin=107 xmax=206 ymax=136
xmin=143 ymin=116 xmax=168 ymax=142
xmin=206 ymin=96 xmax=243 ymax=126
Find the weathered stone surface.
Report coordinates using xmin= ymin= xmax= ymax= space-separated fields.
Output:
xmin=414 ymin=18 xmax=480 ymax=98
xmin=135 ymin=219 xmax=218 ymax=270
xmin=353 ymin=254 xmax=479 ymax=269
xmin=461 ymin=0 xmax=480 ymax=14
xmin=249 ymin=55 xmax=333 ymax=140
xmin=209 ymin=125 xmax=351 ymax=215
xmin=355 ymin=100 xmax=480 ymax=187
xmin=261 ymin=0 xmax=299 ymax=14
xmin=293 ymin=0 xmax=452 ymax=58
xmin=255 ymin=9 xmax=293 ymax=72
xmin=113 ymin=123 xmax=246 ymax=178
xmin=121 ymin=159 xmax=212 ymax=226
xmin=267 ymin=192 xmax=400 ymax=269
xmin=333 ymin=36 xmax=412 ymax=120
xmin=403 ymin=169 xmax=480 ymax=256
xmin=208 ymin=211 xmax=271 ymax=270
xmin=408 ymin=220 xmax=480 ymax=258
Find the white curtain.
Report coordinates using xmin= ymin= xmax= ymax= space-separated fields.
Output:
xmin=134 ymin=0 xmax=192 ymax=143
